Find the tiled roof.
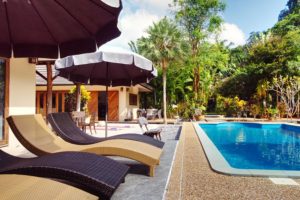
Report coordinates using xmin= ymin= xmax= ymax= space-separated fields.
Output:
xmin=36 ymin=65 xmax=73 ymax=85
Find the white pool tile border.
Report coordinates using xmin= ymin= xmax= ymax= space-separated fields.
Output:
xmin=269 ymin=178 xmax=299 ymax=185
xmin=193 ymin=122 xmax=300 ymax=178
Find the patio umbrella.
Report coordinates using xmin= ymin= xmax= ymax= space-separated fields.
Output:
xmin=0 ymin=0 xmax=122 ymax=117
xmin=0 ymin=0 xmax=122 ymax=58
xmin=55 ymin=47 xmax=157 ymax=137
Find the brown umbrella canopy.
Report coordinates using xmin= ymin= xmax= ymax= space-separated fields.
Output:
xmin=0 ymin=0 xmax=122 ymax=58
xmin=55 ymin=47 xmax=157 ymax=86
xmin=55 ymin=47 xmax=157 ymax=137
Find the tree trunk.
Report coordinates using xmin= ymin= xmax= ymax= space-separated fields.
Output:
xmin=193 ymin=66 xmax=200 ymax=100
xmin=192 ymin=43 xmax=200 ymax=100
xmin=163 ymin=68 xmax=167 ymax=124
xmin=46 ymin=63 xmax=53 ymax=117
xmin=75 ymin=83 xmax=81 ymax=111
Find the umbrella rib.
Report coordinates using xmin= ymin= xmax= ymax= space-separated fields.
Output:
xmin=3 ymin=2 xmax=13 ymax=49
xmin=30 ymin=0 xmax=59 ymax=44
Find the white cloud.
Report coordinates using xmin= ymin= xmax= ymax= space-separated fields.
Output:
xmin=120 ymin=10 xmax=159 ymax=42
xmin=103 ymin=9 xmax=162 ymax=49
xmin=129 ymin=0 xmax=173 ymax=15
xmin=219 ymin=23 xmax=246 ymax=47
xmin=103 ymin=2 xmax=246 ymax=50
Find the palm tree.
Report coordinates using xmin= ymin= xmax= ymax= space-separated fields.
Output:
xmin=133 ymin=17 xmax=187 ymax=124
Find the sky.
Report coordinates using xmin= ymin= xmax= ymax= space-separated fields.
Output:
xmin=104 ymin=0 xmax=288 ymax=49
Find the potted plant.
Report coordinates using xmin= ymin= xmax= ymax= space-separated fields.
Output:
xmin=194 ymin=105 xmax=206 ymax=120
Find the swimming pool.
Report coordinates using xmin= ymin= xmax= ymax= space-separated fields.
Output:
xmin=195 ymin=122 xmax=300 ymax=177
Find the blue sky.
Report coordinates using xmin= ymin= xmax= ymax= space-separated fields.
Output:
xmin=105 ymin=0 xmax=289 ymax=48
xmin=223 ymin=0 xmax=287 ymax=39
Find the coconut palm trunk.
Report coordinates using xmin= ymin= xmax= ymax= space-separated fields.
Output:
xmin=132 ymin=18 xmax=187 ymax=125
xmin=162 ymin=67 xmax=167 ymax=124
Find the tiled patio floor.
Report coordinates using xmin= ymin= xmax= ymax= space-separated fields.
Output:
xmin=2 ymin=123 xmax=181 ymax=200
xmin=165 ymin=122 xmax=300 ymax=200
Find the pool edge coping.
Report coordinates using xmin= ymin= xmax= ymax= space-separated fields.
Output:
xmin=193 ymin=122 xmax=300 ymax=178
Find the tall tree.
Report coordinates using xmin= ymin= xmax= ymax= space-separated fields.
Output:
xmin=173 ymin=0 xmax=225 ymax=100
xmin=278 ymin=0 xmax=300 ymax=20
xmin=133 ymin=17 xmax=187 ymax=124
xmin=268 ymin=76 xmax=300 ymax=118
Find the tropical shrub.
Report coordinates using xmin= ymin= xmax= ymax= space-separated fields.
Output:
xmin=249 ymin=104 xmax=260 ymax=118
xmin=177 ymin=101 xmax=194 ymax=120
xmin=267 ymin=107 xmax=279 ymax=119
xmin=216 ymin=95 xmax=247 ymax=117
xmin=65 ymin=85 xmax=91 ymax=112
xmin=277 ymin=102 xmax=287 ymax=118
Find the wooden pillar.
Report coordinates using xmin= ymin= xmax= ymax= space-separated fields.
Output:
xmin=75 ymin=83 xmax=81 ymax=111
xmin=62 ymin=92 xmax=65 ymax=112
xmin=46 ymin=62 xmax=53 ymax=117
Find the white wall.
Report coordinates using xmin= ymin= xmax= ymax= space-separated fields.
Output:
xmin=118 ymin=86 xmax=140 ymax=121
xmin=119 ymin=87 xmax=127 ymax=121
xmin=8 ymin=58 xmax=36 ymax=148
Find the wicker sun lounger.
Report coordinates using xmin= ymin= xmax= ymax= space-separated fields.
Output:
xmin=47 ymin=112 xmax=164 ymax=148
xmin=7 ymin=114 xmax=163 ymax=177
xmin=0 ymin=150 xmax=129 ymax=199
xmin=0 ymin=174 xmax=98 ymax=200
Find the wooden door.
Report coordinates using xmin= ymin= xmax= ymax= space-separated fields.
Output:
xmin=108 ymin=91 xmax=119 ymax=121
xmin=87 ymin=92 xmax=98 ymax=121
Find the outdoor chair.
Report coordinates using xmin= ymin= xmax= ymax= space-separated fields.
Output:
xmin=138 ymin=117 xmax=162 ymax=140
xmin=7 ymin=114 xmax=163 ymax=177
xmin=83 ymin=113 xmax=98 ymax=134
xmin=0 ymin=150 xmax=129 ymax=199
xmin=71 ymin=111 xmax=97 ymax=134
xmin=146 ymin=109 xmax=157 ymax=120
xmin=157 ymin=109 xmax=162 ymax=119
xmin=48 ymin=112 xmax=164 ymax=148
xmin=0 ymin=174 xmax=98 ymax=200
xmin=71 ymin=111 xmax=85 ymax=126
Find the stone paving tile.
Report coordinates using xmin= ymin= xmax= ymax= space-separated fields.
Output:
xmin=112 ymin=125 xmax=181 ymax=200
xmin=166 ymin=122 xmax=300 ymax=200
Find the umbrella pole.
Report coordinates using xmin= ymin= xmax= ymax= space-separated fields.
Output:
xmin=105 ymin=62 xmax=109 ymax=138
xmin=46 ymin=62 xmax=53 ymax=121
xmin=75 ymin=83 xmax=81 ymax=112
xmin=105 ymin=84 xmax=108 ymax=137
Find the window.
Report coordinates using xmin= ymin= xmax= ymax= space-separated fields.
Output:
xmin=36 ymin=92 xmax=66 ymax=115
xmin=129 ymin=93 xmax=137 ymax=106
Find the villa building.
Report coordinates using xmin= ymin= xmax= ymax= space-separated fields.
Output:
xmin=35 ymin=65 xmax=153 ymax=122
xmin=0 ymin=58 xmax=153 ymax=149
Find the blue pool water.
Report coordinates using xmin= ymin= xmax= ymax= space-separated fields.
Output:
xmin=199 ymin=123 xmax=300 ymax=170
